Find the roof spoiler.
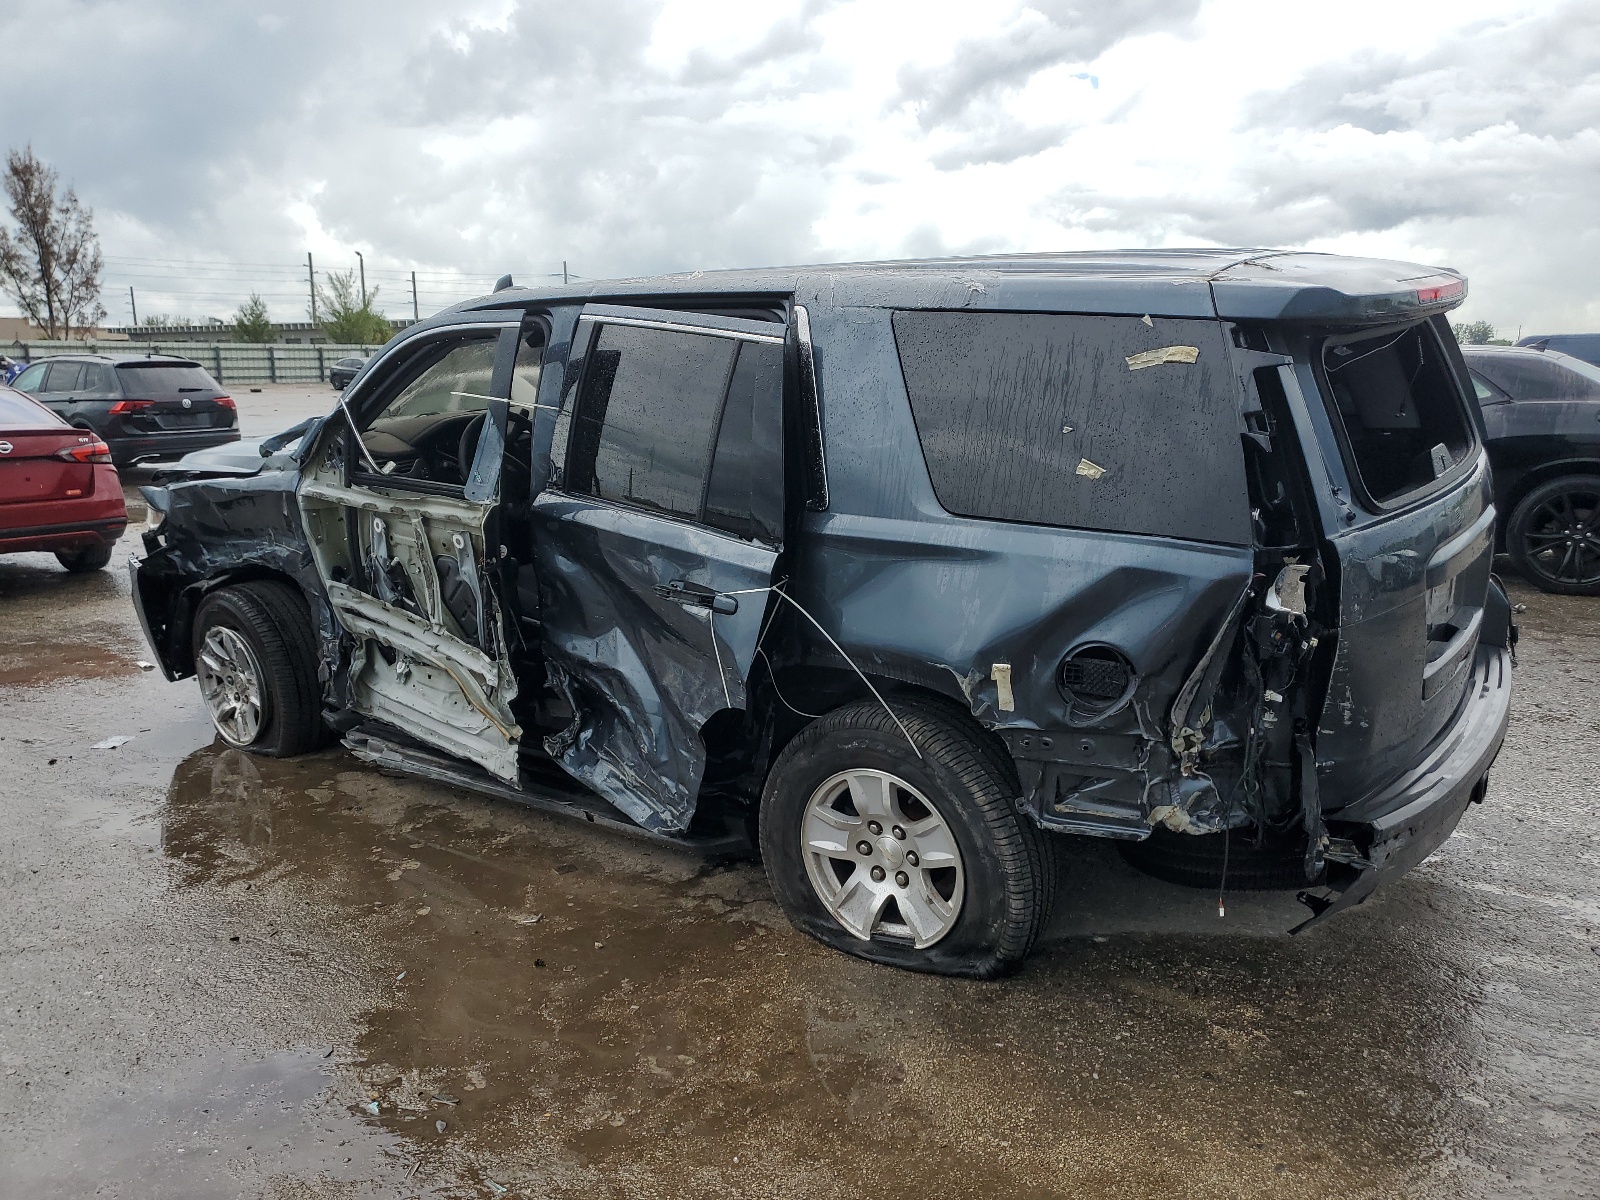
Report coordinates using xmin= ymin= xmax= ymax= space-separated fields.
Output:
xmin=1211 ymin=262 xmax=1469 ymax=325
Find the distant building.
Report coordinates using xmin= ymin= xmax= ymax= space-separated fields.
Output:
xmin=1 ymin=316 xmax=130 ymax=342
xmin=107 ymin=319 xmax=418 ymax=345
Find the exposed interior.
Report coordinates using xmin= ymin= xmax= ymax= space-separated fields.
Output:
xmin=1320 ymin=321 xmax=1474 ymax=505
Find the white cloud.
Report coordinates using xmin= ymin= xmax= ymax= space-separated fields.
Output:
xmin=0 ymin=0 xmax=1593 ymax=336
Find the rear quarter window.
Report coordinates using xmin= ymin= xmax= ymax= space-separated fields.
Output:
xmin=891 ymin=310 xmax=1251 ymax=545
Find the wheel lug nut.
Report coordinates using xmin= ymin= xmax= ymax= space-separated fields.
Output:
xmin=870 ymin=865 xmax=886 ymax=882
xmin=892 ymin=825 xmax=906 ymax=840
xmin=895 ymin=871 xmax=909 ymax=888
xmin=867 ymin=821 xmax=882 ymax=835
xmin=906 ymin=851 xmax=919 ymax=867
xmin=857 ymin=841 xmax=873 ymax=856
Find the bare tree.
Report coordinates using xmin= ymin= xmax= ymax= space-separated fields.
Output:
xmin=0 ymin=147 xmax=106 ymax=339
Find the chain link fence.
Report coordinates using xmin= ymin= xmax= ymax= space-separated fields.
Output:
xmin=3 ymin=339 xmax=385 ymax=385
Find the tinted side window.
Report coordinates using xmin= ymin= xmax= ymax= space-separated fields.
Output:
xmin=566 ymin=323 xmax=736 ymax=520
xmin=83 ymin=363 xmax=117 ymax=393
xmin=1473 ymin=355 xmax=1600 ymax=403
xmin=704 ymin=340 xmax=784 ymax=544
xmin=43 ymin=361 xmax=84 ymax=393
xmin=892 ymin=311 xmax=1250 ymax=545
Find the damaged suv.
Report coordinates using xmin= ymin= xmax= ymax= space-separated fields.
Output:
xmin=131 ymin=251 xmax=1515 ymax=977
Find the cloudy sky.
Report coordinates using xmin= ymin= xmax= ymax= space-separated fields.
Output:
xmin=2 ymin=0 xmax=1596 ymax=333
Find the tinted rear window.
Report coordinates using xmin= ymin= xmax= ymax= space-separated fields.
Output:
xmin=0 ymin=387 xmax=65 ymax=426
xmin=115 ymin=363 xmax=220 ymax=396
xmin=891 ymin=311 xmax=1251 ymax=545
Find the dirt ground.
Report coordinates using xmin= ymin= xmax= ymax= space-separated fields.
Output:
xmin=1 ymin=385 xmax=1597 ymax=1198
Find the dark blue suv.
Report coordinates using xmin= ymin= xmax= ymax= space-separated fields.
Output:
xmin=129 ymin=250 xmax=1515 ymax=976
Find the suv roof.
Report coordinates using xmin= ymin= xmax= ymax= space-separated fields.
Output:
xmin=39 ymin=353 xmax=202 ymax=365
xmin=467 ymin=248 xmax=1468 ymax=326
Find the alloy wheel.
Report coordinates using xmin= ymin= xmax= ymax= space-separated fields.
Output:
xmin=799 ymin=769 xmax=966 ymax=949
xmin=196 ymin=626 xmax=266 ymax=747
xmin=1520 ymin=485 xmax=1600 ymax=588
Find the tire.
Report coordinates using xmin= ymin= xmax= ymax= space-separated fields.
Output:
xmin=56 ymin=542 xmax=114 ymax=573
xmin=191 ymin=581 xmax=324 ymax=757
xmin=1117 ymin=826 xmax=1321 ymax=891
xmin=759 ymin=698 xmax=1057 ymax=978
xmin=1507 ymin=474 xmax=1600 ymax=596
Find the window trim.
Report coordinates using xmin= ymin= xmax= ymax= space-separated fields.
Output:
xmin=1312 ymin=317 xmax=1482 ymax=514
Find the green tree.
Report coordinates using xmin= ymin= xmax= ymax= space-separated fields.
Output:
xmin=232 ymin=292 xmax=274 ymax=342
xmin=0 ymin=146 xmax=105 ymax=338
xmin=1452 ymin=319 xmax=1496 ymax=345
xmin=313 ymin=268 xmax=391 ymax=344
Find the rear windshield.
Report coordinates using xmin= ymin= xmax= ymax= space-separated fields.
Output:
xmin=1318 ymin=320 xmax=1475 ymax=506
xmin=0 ymin=388 xmax=65 ymax=426
xmin=115 ymin=363 xmax=221 ymax=396
xmin=892 ymin=310 xmax=1251 ymax=545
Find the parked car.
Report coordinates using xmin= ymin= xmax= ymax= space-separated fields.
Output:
xmin=10 ymin=354 xmax=239 ymax=468
xmin=329 ymin=356 xmax=367 ymax=390
xmin=1462 ymin=345 xmax=1600 ymax=594
xmin=129 ymin=250 xmax=1515 ymax=976
xmin=1516 ymin=333 xmax=1600 ymax=367
xmin=0 ymin=383 xmax=127 ymax=571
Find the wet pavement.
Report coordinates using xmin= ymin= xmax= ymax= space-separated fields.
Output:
xmin=1 ymin=411 xmax=1597 ymax=1197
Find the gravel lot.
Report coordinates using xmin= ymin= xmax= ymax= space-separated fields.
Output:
xmin=1 ymin=384 xmax=1596 ymax=1197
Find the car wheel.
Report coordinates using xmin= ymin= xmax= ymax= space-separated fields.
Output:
xmin=759 ymin=698 xmax=1057 ymax=978
xmin=191 ymin=581 xmax=324 ymax=756
xmin=56 ymin=542 xmax=114 ymax=573
xmin=1507 ymin=474 xmax=1600 ymax=596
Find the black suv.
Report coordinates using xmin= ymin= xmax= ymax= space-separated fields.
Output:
xmin=1463 ymin=345 xmax=1600 ymax=595
xmin=130 ymin=251 xmax=1515 ymax=977
xmin=11 ymin=353 xmax=239 ymax=467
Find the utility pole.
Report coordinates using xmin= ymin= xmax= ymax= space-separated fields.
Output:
xmin=411 ymin=271 xmax=419 ymax=321
xmin=356 ymin=251 xmax=366 ymax=305
xmin=307 ymin=252 xmax=317 ymax=324
xmin=128 ymin=286 xmax=138 ymax=326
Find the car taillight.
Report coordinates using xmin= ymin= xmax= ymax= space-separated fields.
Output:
xmin=109 ymin=398 xmax=153 ymax=414
xmin=57 ymin=439 xmax=113 ymax=464
xmin=215 ymin=395 xmax=236 ymax=410
xmin=1416 ymin=279 xmax=1466 ymax=304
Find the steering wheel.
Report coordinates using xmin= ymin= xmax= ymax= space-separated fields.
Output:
xmin=457 ymin=412 xmax=487 ymax=482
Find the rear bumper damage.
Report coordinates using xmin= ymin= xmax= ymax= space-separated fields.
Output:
xmin=1291 ymin=641 xmax=1513 ymax=931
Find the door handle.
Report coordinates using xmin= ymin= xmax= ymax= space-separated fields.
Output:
xmin=655 ymin=579 xmax=738 ymax=615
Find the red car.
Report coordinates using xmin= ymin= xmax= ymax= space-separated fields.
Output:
xmin=0 ymin=384 xmax=127 ymax=572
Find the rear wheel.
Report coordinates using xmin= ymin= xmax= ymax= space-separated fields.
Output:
xmin=191 ymin=581 xmax=324 ymax=756
xmin=1507 ymin=475 xmax=1600 ymax=595
xmin=759 ymin=699 xmax=1057 ymax=978
xmin=56 ymin=542 xmax=114 ymax=573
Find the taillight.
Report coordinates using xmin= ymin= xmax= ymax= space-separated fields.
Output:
xmin=109 ymin=398 xmax=153 ymax=414
xmin=215 ymin=395 xmax=236 ymax=411
xmin=56 ymin=439 xmax=113 ymax=464
xmin=1416 ymin=279 xmax=1466 ymax=304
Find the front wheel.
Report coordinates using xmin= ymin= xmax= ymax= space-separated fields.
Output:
xmin=1507 ymin=475 xmax=1600 ymax=595
xmin=191 ymin=581 xmax=324 ymax=756
xmin=759 ymin=699 xmax=1057 ymax=978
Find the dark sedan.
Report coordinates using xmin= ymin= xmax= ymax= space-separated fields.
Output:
xmin=1463 ymin=345 xmax=1600 ymax=595
xmin=0 ymin=384 xmax=127 ymax=571
xmin=10 ymin=354 xmax=239 ymax=468
xmin=329 ymin=356 xmax=367 ymax=390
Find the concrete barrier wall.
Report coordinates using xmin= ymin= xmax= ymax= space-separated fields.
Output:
xmin=3 ymin=339 xmax=384 ymax=385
